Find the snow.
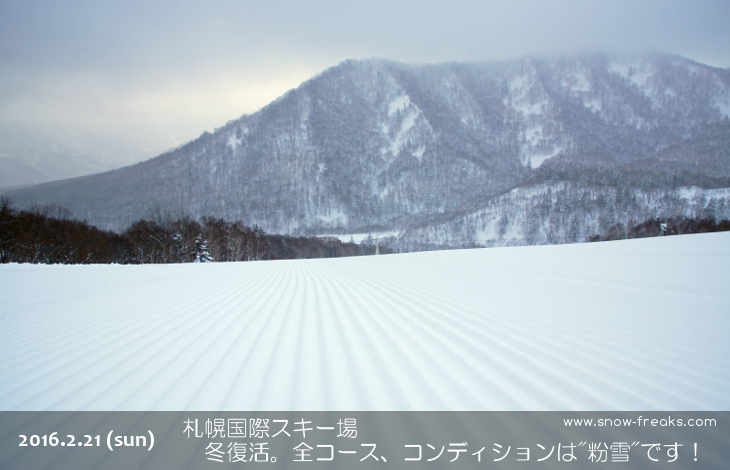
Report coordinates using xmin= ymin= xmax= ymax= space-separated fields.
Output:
xmin=562 ymin=72 xmax=591 ymax=93
xmin=316 ymin=207 xmax=347 ymax=224
xmin=609 ymin=60 xmax=658 ymax=106
xmin=529 ymin=147 xmax=562 ymax=167
xmin=507 ymin=74 xmax=546 ymax=116
xmin=321 ymin=231 xmax=399 ymax=244
xmin=608 ymin=60 xmax=652 ymax=88
xmin=521 ymin=127 xmax=564 ymax=166
xmin=388 ymin=95 xmax=410 ymax=116
xmin=513 ymin=100 xmax=546 ymax=116
xmin=413 ymin=145 xmax=425 ymax=161
xmin=609 ymin=62 xmax=631 ymax=79
xmin=678 ymin=186 xmax=730 ymax=200
xmin=715 ymin=96 xmax=730 ymax=119
xmin=227 ymin=134 xmax=241 ymax=151
xmin=1 ymin=233 xmax=729 ymax=411
xmin=585 ymin=98 xmax=602 ymax=113
xmin=630 ymin=69 xmax=653 ymax=90
xmin=381 ymin=104 xmax=420 ymax=157
xmin=411 ymin=183 xmax=730 ymax=248
xmin=508 ymin=74 xmax=531 ymax=94
xmin=524 ymin=126 xmax=542 ymax=145
xmin=390 ymin=110 xmax=418 ymax=154
xmin=379 ymin=122 xmax=390 ymax=149
xmin=315 ymin=163 xmax=326 ymax=182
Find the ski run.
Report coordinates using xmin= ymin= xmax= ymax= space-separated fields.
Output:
xmin=1 ymin=233 xmax=728 ymax=411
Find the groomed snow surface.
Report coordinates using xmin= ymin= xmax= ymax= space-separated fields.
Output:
xmin=1 ymin=233 xmax=728 ymax=411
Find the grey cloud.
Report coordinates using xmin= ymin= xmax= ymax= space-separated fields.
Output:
xmin=0 ymin=0 xmax=728 ymax=170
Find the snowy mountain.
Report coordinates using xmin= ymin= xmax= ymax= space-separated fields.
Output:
xmin=4 ymin=53 xmax=730 ymax=242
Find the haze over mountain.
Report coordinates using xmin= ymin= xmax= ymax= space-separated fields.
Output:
xmin=0 ymin=124 xmax=163 ymax=190
xmin=4 ymin=53 xmax=730 ymax=246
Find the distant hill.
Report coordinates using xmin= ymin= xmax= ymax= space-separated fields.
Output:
xmin=0 ymin=124 xmax=162 ymax=189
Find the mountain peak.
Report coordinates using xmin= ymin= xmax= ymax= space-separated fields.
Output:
xmin=5 ymin=53 xmax=729 ymax=241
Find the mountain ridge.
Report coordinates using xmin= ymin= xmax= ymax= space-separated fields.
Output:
xmin=4 ymin=53 xmax=729 ymax=244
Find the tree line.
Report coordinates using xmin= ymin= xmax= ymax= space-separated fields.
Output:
xmin=0 ymin=197 xmax=388 ymax=265
xmin=3 ymin=194 xmax=726 ymax=265
xmin=589 ymin=216 xmax=730 ymax=242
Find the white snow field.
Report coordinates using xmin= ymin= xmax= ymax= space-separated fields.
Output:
xmin=1 ymin=233 xmax=728 ymax=411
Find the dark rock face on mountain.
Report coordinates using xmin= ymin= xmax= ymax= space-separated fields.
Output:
xmin=5 ymin=53 xmax=730 ymax=239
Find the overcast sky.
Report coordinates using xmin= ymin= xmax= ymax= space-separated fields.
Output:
xmin=1 ymin=0 xmax=729 ymax=156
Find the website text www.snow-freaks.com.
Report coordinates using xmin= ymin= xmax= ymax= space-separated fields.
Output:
xmin=564 ymin=416 xmax=717 ymax=427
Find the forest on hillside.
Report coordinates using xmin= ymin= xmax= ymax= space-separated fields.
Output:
xmin=2 ymin=195 xmax=728 ymax=265
xmin=0 ymin=197 xmax=388 ymax=265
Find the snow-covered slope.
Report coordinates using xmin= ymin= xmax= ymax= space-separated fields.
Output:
xmin=1 ymin=233 xmax=728 ymax=411
xmin=399 ymin=184 xmax=730 ymax=248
